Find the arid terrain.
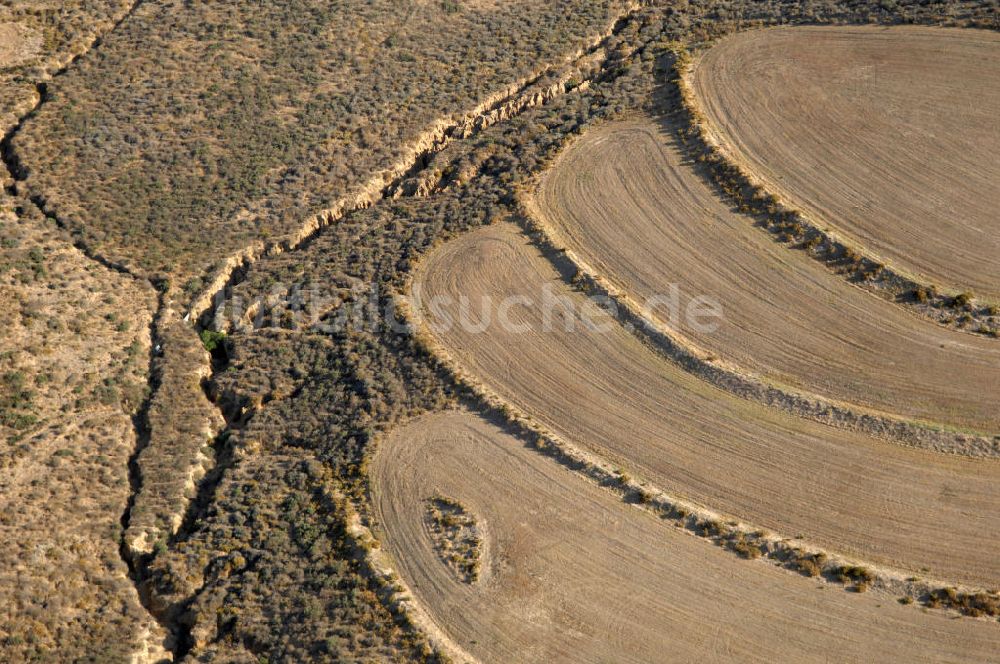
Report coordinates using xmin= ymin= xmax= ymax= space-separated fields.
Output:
xmin=372 ymin=410 xmax=1000 ymax=663
xmin=531 ymin=118 xmax=1000 ymax=434
xmin=413 ymin=223 xmax=1000 ymax=588
xmin=2 ymin=1 xmax=999 ymax=662
xmin=690 ymin=26 xmax=1000 ymax=301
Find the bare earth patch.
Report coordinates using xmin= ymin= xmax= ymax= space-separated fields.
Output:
xmin=372 ymin=410 xmax=1000 ymax=663
xmin=690 ymin=26 xmax=1000 ymax=301
xmin=413 ymin=223 xmax=1000 ymax=588
xmin=0 ymin=23 xmax=42 ymax=68
xmin=531 ymin=117 xmax=1000 ymax=434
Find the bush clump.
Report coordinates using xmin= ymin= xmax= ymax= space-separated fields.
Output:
xmin=199 ymin=329 xmax=227 ymax=352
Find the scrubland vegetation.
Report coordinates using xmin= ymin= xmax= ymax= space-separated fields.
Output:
xmin=3 ymin=0 xmax=1000 ymax=660
xmin=125 ymin=314 xmax=225 ymax=558
xmin=0 ymin=194 xmax=152 ymax=460
xmin=11 ymin=0 xmax=630 ymax=283
xmin=159 ymin=5 xmax=1000 ymax=654
xmin=0 ymin=193 xmax=164 ymax=660
xmin=0 ymin=1 xmax=134 ymax=134
xmin=146 ymin=453 xmax=440 ymax=661
xmin=141 ymin=1 xmax=1000 ymax=657
xmin=424 ymin=495 xmax=482 ymax=583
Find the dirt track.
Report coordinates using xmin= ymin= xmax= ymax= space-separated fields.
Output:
xmin=689 ymin=26 xmax=1000 ymax=301
xmin=531 ymin=118 xmax=1000 ymax=434
xmin=413 ymin=224 xmax=1000 ymax=587
xmin=372 ymin=410 xmax=1000 ymax=663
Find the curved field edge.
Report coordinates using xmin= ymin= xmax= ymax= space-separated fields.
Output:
xmin=369 ymin=409 xmax=1000 ymax=663
xmin=323 ymin=485 xmax=477 ymax=664
xmin=95 ymin=4 xmax=1000 ymax=656
xmin=145 ymin=0 xmax=644 ymax=564
xmin=667 ymin=40 xmax=1000 ymax=334
xmin=111 ymin=5 xmax=658 ymax=655
xmin=166 ymin=9 xmax=1000 ymax=660
xmin=687 ymin=26 xmax=1000 ymax=303
xmin=103 ymin=5 xmax=1000 ymax=656
xmin=117 ymin=0 xmax=650 ymax=622
xmin=517 ymin=123 xmax=1000 ymax=453
xmin=394 ymin=234 xmax=1000 ymax=618
xmin=189 ymin=2 xmax=644 ymax=323
xmin=1 ymin=3 xmax=992 ymax=660
xmin=142 ymin=0 xmax=648 ymax=562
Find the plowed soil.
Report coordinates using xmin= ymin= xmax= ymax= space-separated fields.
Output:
xmin=689 ymin=26 xmax=1000 ymax=300
xmin=372 ymin=410 xmax=1000 ymax=663
xmin=413 ymin=224 xmax=1000 ymax=587
xmin=532 ymin=118 xmax=1000 ymax=433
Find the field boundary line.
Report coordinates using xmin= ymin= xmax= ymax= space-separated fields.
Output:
xmin=395 ymin=257 xmax=1000 ymax=620
xmin=514 ymin=191 xmax=1000 ymax=457
xmin=187 ymin=2 xmax=647 ymax=328
xmin=337 ymin=486 xmax=481 ymax=664
xmin=669 ymin=41 xmax=1000 ymax=334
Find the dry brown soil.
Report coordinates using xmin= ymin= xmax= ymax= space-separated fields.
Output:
xmin=372 ymin=410 xmax=1000 ymax=664
xmin=413 ymin=224 xmax=1000 ymax=587
xmin=0 ymin=23 xmax=42 ymax=68
xmin=532 ymin=118 xmax=1000 ymax=434
xmin=690 ymin=26 xmax=1000 ymax=300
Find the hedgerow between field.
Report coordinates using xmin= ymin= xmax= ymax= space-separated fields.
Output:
xmin=154 ymin=4 xmax=1000 ymax=658
xmin=122 ymin=7 xmax=954 ymax=660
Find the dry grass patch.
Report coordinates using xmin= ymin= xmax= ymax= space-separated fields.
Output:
xmin=0 ymin=23 xmax=42 ymax=68
xmin=0 ymin=1 xmax=134 ymax=134
xmin=10 ymin=0 xmax=630 ymax=284
xmin=0 ymin=194 xmax=166 ymax=660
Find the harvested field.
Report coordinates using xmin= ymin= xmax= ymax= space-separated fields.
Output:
xmin=413 ymin=224 xmax=1000 ymax=587
xmin=532 ymin=118 xmax=1000 ymax=434
xmin=373 ymin=410 xmax=1000 ymax=663
xmin=689 ymin=26 xmax=1000 ymax=301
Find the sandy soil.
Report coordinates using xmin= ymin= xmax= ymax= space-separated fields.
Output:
xmin=0 ymin=23 xmax=42 ymax=68
xmin=413 ymin=224 xmax=1000 ymax=587
xmin=531 ymin=118 xmax=1000 ymax=434
xmin=372 ymin=410 xmax=1000 ymax=663
xmin=689 ymin=26 xmax=1000 ymax=301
